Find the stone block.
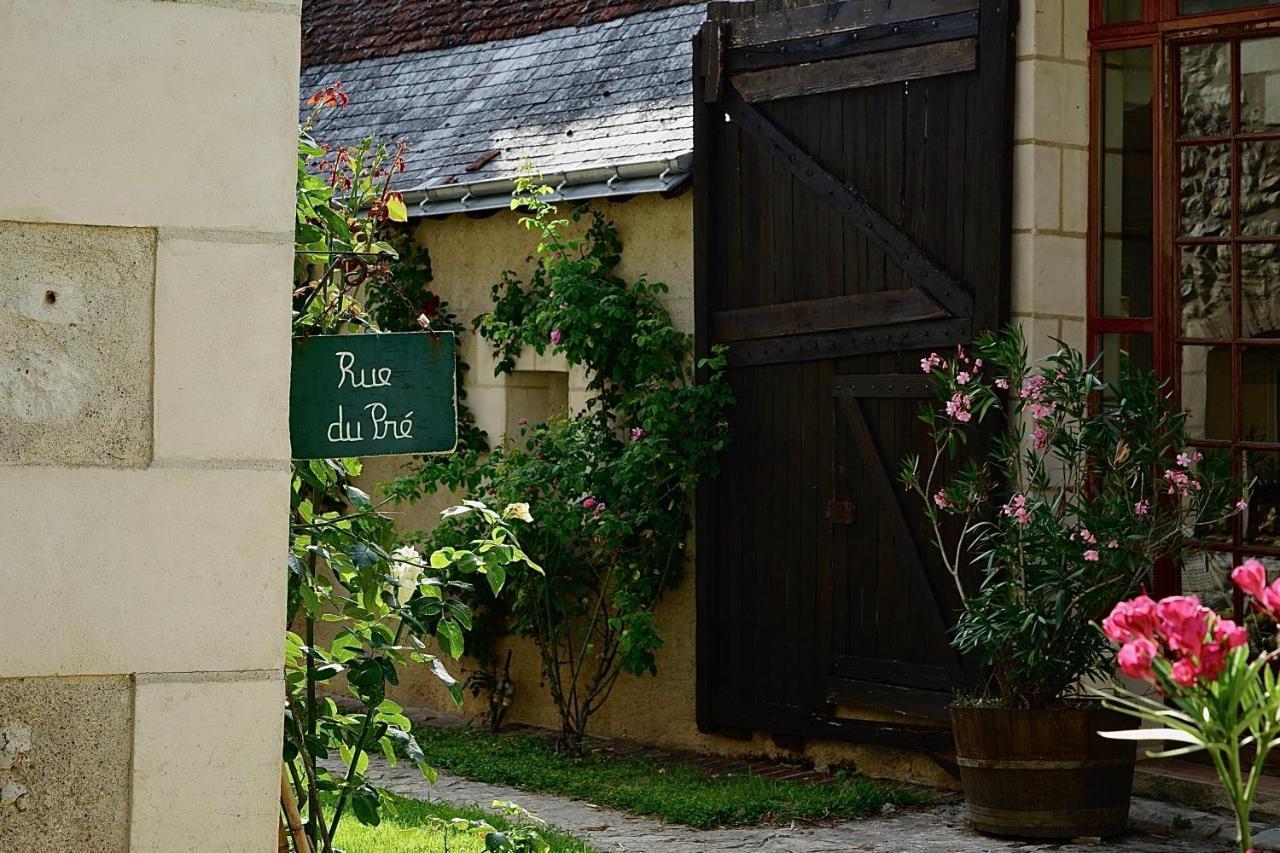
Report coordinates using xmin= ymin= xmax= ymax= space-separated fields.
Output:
xmin=0 ymin=222 xmax=154 ymax=467
xmin=0 ymin=0 xmax=299 ymax=231
xmin=1061 ymin=147 xmax=1089 ymax=234
xmin=129 ymin=674 xmax=282 ymax=853
xmin=1012 ymin=143 xmax=1062 ymax=231
xmin=0 ymin=467 xmax=287 ymax=676
xmin=1014 ymin=59 xmax=1089 ymax=147
xmin=152 ymin=236 xmax=292 ymax=462
xmin=1016 ymin=0 xmax=1063 ymax=59
xmin=0 ymin=675 xmax=132 ymax=853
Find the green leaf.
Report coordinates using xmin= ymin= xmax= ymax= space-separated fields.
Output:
xmin=486 ymin=563 xmax=507 ymax=596
xmin=437 ymin=618 xmax=465 ymax=659
xmin=345 ymin=485 xmax=372 ymax=508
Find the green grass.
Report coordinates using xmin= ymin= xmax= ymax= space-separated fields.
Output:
xmin=412 ymin=726 xmax=930 ymax=830
xmin=332 ymin=794 xmax=596 ymax=853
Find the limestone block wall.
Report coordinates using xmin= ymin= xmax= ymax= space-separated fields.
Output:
xmin=0 ymin=1 xmax=299 ymax=850
xmin=1012 ymin=0 xmax=1090 ymax=355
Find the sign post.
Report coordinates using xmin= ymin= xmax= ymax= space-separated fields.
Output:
xmin=289 ymin=331 xmax=457 ymax=459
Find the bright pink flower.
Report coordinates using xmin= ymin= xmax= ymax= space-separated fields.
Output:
xmin=1103 ymin=595 xmax=1158 ymax=643
xmin=1080 ymin=529 xmax=1098 ymax=545
xmin=630 ymin=427 xmax=647 ymax=441
xmin=1157 ymin=596 xmax=1210 ymax=655
xmin=1176 ymin=449 xmax=1202 ymax=468
xmin=994 ymin=377 xmax=1010 ymax=390
xmin=1134 ymin=499 xmax=1150 ymax=516
xmin=1163 ymin=468 xmax=1202 ymax=497
xmin=1233 ymin=559 xmax=1268 ymax=600
xmin=956 ymin=371 xmax=972 ymax=386
xmin=1019 ymin=374 xmax=1048 ymax=402
xmin=1084 ymin=549 xmax=1100 ymax=562
xmin=1198 ymin=642 xmax=1229 ymax=682
xmin=1171 ymin=657 xmax=1201 ymax=688
xmin=1032 ymin=426 xmax=1048 ymax=449
xmin=1261 ymin=579 xmax=1280 ymax=614
xmin=550 ymin=328 xmax=563 ymax=345
xmin=974 ymin=359 xmax=983 ymax=370
xmin=581 ymin=496 xmax=596 ymax=510
xmin=1216 ymin=618 xmax=1248 ymax=650
xmin=933 ymin=491 xmax=951 ymax=509
xmin=1029 ymin=401 xmax=1057 ymax=419
xmin=1117 ymin=638 xmax=1157 ymax=681
xmin=956 ymin=344 xmax=968 ymax=363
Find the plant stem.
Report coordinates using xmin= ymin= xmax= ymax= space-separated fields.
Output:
xmin=305 ymin=547 xmax=320 ymax=852
xmin=327 ymin=709 xmax=376 ymax=846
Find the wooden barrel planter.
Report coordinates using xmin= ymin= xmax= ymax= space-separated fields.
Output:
xmin=951 ymin=706 xmax=1137 ymax=839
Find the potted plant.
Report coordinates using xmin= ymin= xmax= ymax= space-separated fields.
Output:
xmin=900 ymin=325 xmax=1242 ymax=839
xmin=1101 ymin=573 xmax=1277 ymax=853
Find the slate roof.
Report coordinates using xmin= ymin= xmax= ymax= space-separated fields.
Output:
xmin=299 ymin=2 xmax=707 ymax=202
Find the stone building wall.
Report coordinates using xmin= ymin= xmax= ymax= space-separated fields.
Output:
xmin=1012 ymin=0 xmax=1091 ymax=355
xmin=0 ymin=1 xmax=300 ymax=850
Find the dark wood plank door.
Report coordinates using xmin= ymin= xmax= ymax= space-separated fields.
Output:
xmin=694 ymin=0 xmax=1014 ymax=745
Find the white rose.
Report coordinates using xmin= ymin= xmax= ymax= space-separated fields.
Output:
xmin=506 ymin=502 xmax=533 ymax=523
xmin=389 ymin=546 xmax=423 ymax=605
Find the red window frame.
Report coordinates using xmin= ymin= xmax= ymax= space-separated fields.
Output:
xmin=1087 ymin=0 xmax=1280 ymax=598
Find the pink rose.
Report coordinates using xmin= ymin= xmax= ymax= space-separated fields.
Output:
xmin=1117 ymin=638 xmax=1157 ymax=682
xmin=550 ymin=329 xmax=563 ymax=345
xmin=1233 ymin=559 xmax=1268 ymax=600
xmin=582 ymin=496 xmax=597 ymax=510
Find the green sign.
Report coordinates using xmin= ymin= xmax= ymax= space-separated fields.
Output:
xmin=290 ymin=332 xmax=457 ymax=459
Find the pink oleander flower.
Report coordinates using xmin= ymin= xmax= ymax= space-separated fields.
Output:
xmin=1117 ymin=638 xmax=1157 ymax=681
xmin=956 ymin=344 xmax=968 ymax=363
xmin=1171 ymin=657 xmax=1201 ymax=688
xmin=1216 ymin=618 xmax=1248 ymax=650
xmin=1107 ymin=539 xmax=1119 ymax=549
xmin=1233 ymin=559 xmax=1267 ymax=600
xmin=1237 ymin=499 xmax=1250 ymax=513
xmin=550 ymin=328 xmax=563 ymax=345
xmin=1019 ymin=374 xmax=1048 ymax=402
xmin=1157 ymin=596 xmax=1210 ymax=656
xmin=933 ymin=491 xmax=951 ymax=509
xmin=1002 ymin=493 xmax=1031 ymax=525
xmin=994 ymin=377 xmax=1010 ymax=390
xmin=1080 ymin=528 xmax=1098 ymax=545
xmin=1163 ymin=468 xmax=1202 ymax=497
xmin=1176 ymin=449 xmax=1203 ymax=468
xmin=1084 ymin=549 xmax=1100 ymax=562
xmin=1103 ymin=595 xmax=1158 ymax=643
xmin=630 ymin=427 xmax=647 ymax=441
xmin=1134 ymin=499 xmax=1150 ymax=516
xmin=945 ymin=393 xmax=972 ymax=423
xmin=920 ymin=353 xmax=945 ymax=374
xmin=1029 ymin=401 xmax=1057 ymax=420
xmin=974 ymin=359 xmax=983 ymax=370
xmin=1032 ymin=425 xmax=1048 ymax=449
xmin=956 ymin=371 xmax=972 ymax=386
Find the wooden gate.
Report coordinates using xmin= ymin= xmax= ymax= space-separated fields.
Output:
xmin=693 ymin=0 xmax=1014 ymax=746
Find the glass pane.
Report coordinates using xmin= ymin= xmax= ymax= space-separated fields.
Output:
xmin=1181 ymin=548 xmax=1236 ymax=614
xmin=1242 ymin=37 xmax=1280 ymax=133
xmin=1181 ymin=144 xmax=1234 ymax=236
xmin=1241 ymin=141 xmax=1280 ymax=236
xmin=1182 ymin=345 xmax=1234 ymax=439
xmin=1182 ymin=0 xmax=1280 ymax=13
xmin=1099 ymin=48 xmax=1154 ymax=318
xmin=1199 ymin=446 xmax=1238 ymax=542
xmin=1098 ymin=333 xmax=1153 ymax=385
xmin=1243 ymin=348 xmax=1280 ymax=441
xmin=1245 ymin=449 xmax=1280 ymax=547
xmin=1243 ymin=243 xmax=1280 ymax=337
xmin=1105 ymin=0 xmax=1142 ymax=21
xmin=1180 ymin=42 xmax=1232 ymax=138
xmin=1180 ymin=243 xmax=1234 ymax=338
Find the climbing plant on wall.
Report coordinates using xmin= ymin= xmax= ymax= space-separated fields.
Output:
xmin=286 ymin=85 xmax=539 ymax=852
xmin=389 ymin=178 xmax=733 ymax=750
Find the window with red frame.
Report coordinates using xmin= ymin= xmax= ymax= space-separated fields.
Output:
xmin=1089 ymin=1 xmax=1280 ymax=614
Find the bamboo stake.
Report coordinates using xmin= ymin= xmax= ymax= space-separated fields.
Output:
xmin=281 ymin=764 xmax=312 ymax=853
